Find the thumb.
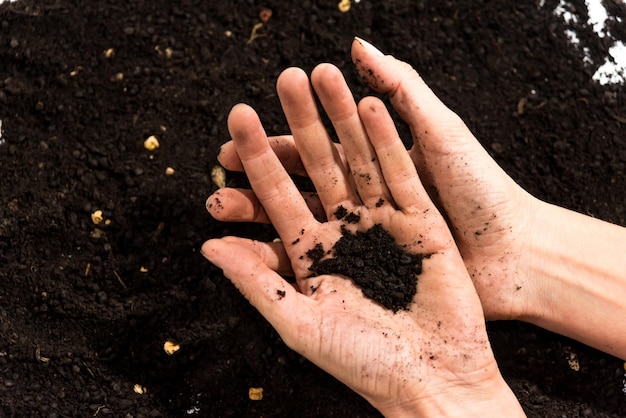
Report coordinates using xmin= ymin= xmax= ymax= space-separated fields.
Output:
xmin=350 ymin=37 xmax=476 ymax=157
xmin=201 ymin=238 xmax=306 ymax=340
xmin=350 ymin=38 xmax=521 ymax=217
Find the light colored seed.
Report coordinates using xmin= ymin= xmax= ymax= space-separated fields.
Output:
xmin=163 ymin=341 xmax=181 ymax=355
xmin=338 ymin=0 xmax=351 ymax=12
xmin=211 ymin=165 xmax=226 ymax=188
xmin=567 ymin=352 xmax=580 ymax=372
xmin=144 ymin=135 xmax=160 ymax=151
xmin=248 ymin=387 xmax=263 ymax=401
xmin=133 ymin=384 xmax=147 ymax=394
xmin=91 ymin=210 xmax=104 ymax=225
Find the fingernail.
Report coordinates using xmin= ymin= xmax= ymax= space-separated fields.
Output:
xmin=205 ymin=192 xmax=224 ymax=215
xmin=199 ymin=240 xmax=214 ymax=261
xmin=201 ymin=238 xmax=227 ymax=265
xmin=354 ymin=37 xmax=384 ymax=57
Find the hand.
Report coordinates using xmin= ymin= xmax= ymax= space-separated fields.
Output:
xmin=210 ymin=38 xmax=626 ymax=360
xmin=350 ymin=39 xmax=626 ymax=360
xmin=202 ymin=72 xmax=525 ymax=415
xmin=211 ymin=38 xmax=539 ymax=322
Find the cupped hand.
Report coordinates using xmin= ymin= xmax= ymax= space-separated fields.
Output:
xmin=211 ymin=38 xmax=542 ymax=322
xmin=202 ymin=70 xmax=524 ymax=416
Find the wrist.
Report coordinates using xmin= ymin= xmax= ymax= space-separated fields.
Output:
xmin=522 ymin=201 xmax=626 ymax=358
xmin=371 ymin=372 xmax=525 ymax=418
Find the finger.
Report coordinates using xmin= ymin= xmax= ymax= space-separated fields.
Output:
xmin=228 ymin=104 xmax=317 ymax=244
xmin=358 ymin=97 xmax=431 ymax=213
xmin=218 ymin=135 xmax=311 ymax=177
xmin=215 ymin=236 xmax=294 ymax=276
xmin=351 ymin=37 xmax=471 ymax=155
xmin=206 ymin=188 xmax=326 ymax=223
xmin=310 ymin=64 xmax=391 ymax=207
xmin=351 ymin=37 xmax=510 ymax=201
xmin=201 ymin=238 xmax=310 ymax=347
xmin=276 ymin=67 xmax=359 ymax=218
xmin=351 ymin=37 xmax=524 ymax=249
xmin=206 ymin=188 xmax=269 ymax=223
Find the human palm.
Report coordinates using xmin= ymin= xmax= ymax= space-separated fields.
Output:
xmin=202 ymin=65 xmax=524 ymax=415
xmin=211 ymin=40 xmax=540 ymax=322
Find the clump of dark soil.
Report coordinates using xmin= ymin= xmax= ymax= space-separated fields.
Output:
xmin=333 ymin=205 xmax=349 ymax=219
xmin=334 ymin=204 xmax=361 ymax=223
xmin=307 ymin=224 xmax=425 ymax=312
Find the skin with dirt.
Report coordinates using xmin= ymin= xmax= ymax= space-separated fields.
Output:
xmin=0 ymin=1 xmax=624 ymax=417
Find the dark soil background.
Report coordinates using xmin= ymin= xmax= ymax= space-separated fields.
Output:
xmin=1 ymin=0 xmax=625 ymax=416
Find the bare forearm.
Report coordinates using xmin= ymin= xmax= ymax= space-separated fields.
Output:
xmin=524 ymin=201 xmax=626 ymax=359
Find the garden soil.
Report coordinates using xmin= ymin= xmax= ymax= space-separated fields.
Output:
xmin=1 ymin=0 xmax=625 ymax=416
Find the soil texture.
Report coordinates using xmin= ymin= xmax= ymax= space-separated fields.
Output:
xmin=1 ymin=0 xmax=625 ymax=417
xmin=307 ymin=224 xmax=424 ymax=312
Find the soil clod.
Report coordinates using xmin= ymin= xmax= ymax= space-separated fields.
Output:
xmin=307 ymin=224 xmax=426 ymax=312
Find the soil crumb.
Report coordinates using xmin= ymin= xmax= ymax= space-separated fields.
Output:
xmin=333 ymin=205 xmax=360 ymax=223
xmin=344 ymin=212 xmax=361 ymax=224
xmin=334 ymin=205 xmax=348 ymax=219
xmin=307 ymin=224 xmax=425 ymax=312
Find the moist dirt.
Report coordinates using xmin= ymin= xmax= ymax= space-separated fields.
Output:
xmin=1 ymin=1 xmax=625 ymax=417
xmin=307 ymin=224 xmax=424 ymax=313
